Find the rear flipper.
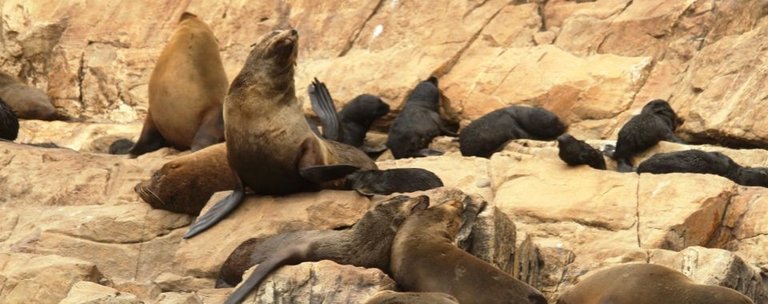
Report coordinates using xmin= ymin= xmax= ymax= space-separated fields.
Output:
xmin=299 ymin=164 xmax=361 ymax=184
xmin=129 ymin=113 xmax=167 ymax=158
xmin=224 ymin=248 xmax=305 ymax=304
xmin=308 ymin=78 xmax=342 ymax=142
xmin=418 ymin=148 xmax=444 ymax=157
xmin=190 ymin=107 xmax=225 ymax=152
xmin=109 ymin=138 xmax=135 ymax=155
xmin=616 ymin=158 xmax=635 ymax=173
xmin=184 ymin=178 xmax=245 ymax=239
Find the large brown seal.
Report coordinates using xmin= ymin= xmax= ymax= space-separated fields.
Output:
xmin=135 ymin=143 xmax=236 ymax=215
xmin=556 ymin=263 xmax=754 ymax=304
xmin=390 ymin=198 xmax=547 ymax=304
xmin=0 ymin=71 xmax=58 ymax=120
xmin=183 ymin=29 xmax=376 ymax=238
xmin=128 ymin=12 xmax=228 ymax=158
xmin=219 ymin=195 xmax=429 ymax=304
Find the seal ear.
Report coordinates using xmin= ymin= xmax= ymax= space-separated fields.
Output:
xmin=412 ymin=195 xmax=430 ymax=211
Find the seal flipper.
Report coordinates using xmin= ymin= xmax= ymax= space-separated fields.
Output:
xmin=299 ymin=164 xmax=360 ymax=184
xmin=190 ymin=108 xmax=225 ymax=152
xmin=224 ymin=246 xmax=308 ymax=304
xmin=418 ymin=148 xmax=444 ymax=157
xmin=183 ymin=177 xmax=245 ymax=239
xmin=308 ymin=78 xmax=341 ymax=141
xmin=129 ymin=112 xmax=167 ymax=158
xmin=616 ymin=158 xmax=634 ymax=173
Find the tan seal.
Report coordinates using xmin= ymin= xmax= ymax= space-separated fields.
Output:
xmin=183 ymin=29 xmax=376 ymax=238
xmin=556 ymin=263 xmax=755 ymax=304
xmin=135 ymin=143 xmax=236 ymax=215
xmin=0 ymin=71 xmax=58 ymax=120
xmin=391 ymin=199 xmax=547 ymax=304
xmin=129 ymin=12 xmax=228 ymax=157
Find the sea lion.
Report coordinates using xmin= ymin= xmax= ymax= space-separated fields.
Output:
xmin=219 ymin=195 xmax=430 ymax=304
xmin=345 ymin=168 xmax=444 ymax=196
xmin=183 ymin=29 xmax=376 ymax=238
xmin=386 ymin=77 xmax=456 ymax=159
xmin=0 ymin=71 xmax=59 ymax=121
xmin=636 ymin=149 xmax=768 ymax=187
xmin=609 ymin=99 xmax=684 ymax=172
xmin=0 ymin=97 xmax=19 ymax=140
xmin=135 ymin=143 xmax=236 ymax=215
xmin=363 ymin=290 xmax=460 ymax=304
xmin=390 ymin=198 xmax=547 ymax=304
xmin=556 ymin=263 xmax=755 ymax=304
xmin=128 ymin=12 xmax=228 ymax=158
xmin=557 ymin=133 xmax=606 ymax=170
xmin=460 ymin=105 xmax=566 ymax=158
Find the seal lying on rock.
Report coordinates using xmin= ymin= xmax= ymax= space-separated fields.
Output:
xmin=218 ymin=195 xmax=430 ymax=304
xmin=460 ymin=105 xmax=566 ymax=158
xmin=608 ymin=99 xmax=684 ymax=172
xmin=557 ymin=133 xmax=606 ymax=170
xmin=363 ymin=290 xmax=460 ymax=304
xmin=390 ymin=198 xmax=547 ymax=304
xmin=0 ymin=71 xmax=59 ymax=121
xmin=0 ymin=97 xmax=19 ymax=140
xmin=345 ymin=168 xmax=444 ymax=196
xmin=556 ymin=263 xmax=755 ymax=304
xmin=386 ymin=77 xmax=457 ymax=159
xmin=128 ymin=12 xmax=229 ymax=157
xmin=636 ymin=149 xmax=768 ymax=187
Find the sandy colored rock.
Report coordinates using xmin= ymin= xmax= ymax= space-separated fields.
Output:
xmin=59 ymin=281 xmax=141 ymax=304
xmin=0 ymin=253 xmax=105 ymax=304
xmin=155 ymin=292 xmax=202 ymax=304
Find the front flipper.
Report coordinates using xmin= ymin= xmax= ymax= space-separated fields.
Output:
xmin=418 ymin=148 xmax=444 ymax=157
xmin=183 ymin=180 xmax=245 ymax=239
xmin=299 ymin=164 xmax=360 ymax=184
xmin=308 ymin=78 xmax=342 ymax=141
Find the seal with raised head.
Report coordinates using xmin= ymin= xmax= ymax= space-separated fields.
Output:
xmin=609 ymin=99 xmax=684 ymax=172
xmin=135 ymin=143 xmax=237 ymax=215
xmin=128 ymin=12 xmax=229 ymax=158
xmin=460 ymin=105 xmax=566 ymax=158
xmin=364 ymin=290 xmax=460 ymax=304
xmin=557 ymin=133 xmax=606 ymax=170
xmin=183 ymin=29 xmax=376 ymax=238
xmin=0 ymin=71 xmax=58 ymax=121
xmin=386 ymin=77 xmax=456 ymax=159
xmin=0 ymin=97 xmax=19 ymax=140
xmin=556 ymin=263 xmax=754 ymax=304
xmin=390 ymin=198 xmax=547 ymax=304
xmin=636 ymin=149 xmax=768 ymax=187
xmin=219 ymin=195 xmax=430 ymax=304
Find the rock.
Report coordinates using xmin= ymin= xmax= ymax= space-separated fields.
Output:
xmin=238 ymin=260 xmax=395 ymax=304
xmin=155 ymin=292 xmax=202 ymax=304
xmin=0 ymin=253 xmax=105 ymax=304
xmin=155 ymin=272 xmax=211 ymax=293
xmin=59 ymin=281 xmax=141 ymax=304
xmin=462 ymin=199 xmax=518 ymax=274
xmin=16 ymin=120 xmax=141 ymax=152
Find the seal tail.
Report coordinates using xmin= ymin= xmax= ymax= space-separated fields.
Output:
xmin=183 ymin=183 xmax=245 ymax=239
xmin=307 ymin=78 xmax=342 ymax=141
xmin=224 ymin=248 xmax=305 ymax=304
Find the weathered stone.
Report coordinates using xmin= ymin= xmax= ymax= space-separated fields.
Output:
xmin=59 ymin=281 xmax=141 ymax=304
xmin=155 ymin=292 xmax=202 ymax=304
xmin=155 ymin=272 xmax=212 ymax=293
xmin=0 ymin=253 xmax=105 ymax=304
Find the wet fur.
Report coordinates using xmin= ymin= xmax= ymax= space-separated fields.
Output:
xmin=636 ymin=149 xmax=768 ymax=187
xmin=557 ymin=134 xmax=606 ymax=170
xmin=0 ymin=97 xmax=19 ymax=140
xmin=338 ymin=94 xmax=390 ymax=147
xmin=460 ymin=106 xmax=566 ymax=158
xmin=345 ymin=168 xmax=444 ymax=195
xmin=612 ymin=99 xmax=683 ymax=172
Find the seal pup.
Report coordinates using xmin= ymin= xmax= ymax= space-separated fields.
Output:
xmin=557 ymin=134 xmax=606 ymax=170
xmin=219 ymin=195 xmax=430 ymax=304
xmin=386 ymin=77 xmax=457 ymax=159
xmin=364 ymin=290 xmax=460 ymax=304
xmin=135 ymin=143 xmax=237 ymax=215
xmin=636 ymin=149 xmax=768 ymax=187
xmin=391 ymin=199 xmax=547 ymax=304
xmin=345 ymin=168 xmax=444 ymax=196
xmin=0 ymin=71 xmax=59 ymax=121
xmin=0 ymin=97 xmax=19 ymax=140
xmin=460 ymin=105 xmax=566 ymax=158
xmin=556 ymin=263 xmax=754 ymax=304
xmin=608 ymin=99 xmax=684 ymax=172
xmin=307 ymin=78 xmax=390 ymax=154
xmin=128 ymin=12 xmax=229 ymax=157
xmin=183 ymin=29 xmax=376 ymax=238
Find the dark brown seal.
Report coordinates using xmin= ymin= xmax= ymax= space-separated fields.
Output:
xmin=219 ymin=195 xmax=430 ymax=304
xmin=135 ymin=143 xmax=236 ymax=215
xmin=0 ymin=71 xmax=58 ymax=120
xmin=0 ymin=97 xmax=19 ymax=140
xmin=183 ymin=29 xmax=376 ymax=238
xmin=128 ymin=12 xmax=228 ymax=157
xmin=556 ymin=263 xmax=754 ymax=304
xmin=364 ymin=290 xmax=460 ymax=304
xmin=390 ymin=199 xmax=547 ymax=304
xmin=557 ymin=133 xmax=606 ymax=170
xmin=636 ymin=149 xmax=768 ymax=187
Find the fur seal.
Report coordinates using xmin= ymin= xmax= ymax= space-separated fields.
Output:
xmin=609 ymin=99 xmax=684 ymax=172
xmin=386 ymin=77 xmax=456 ymax=159
xmin=0 ymin=97 xmax=19 ymax=140
xmin=135 ymin=143 xmax=236 ymax=215
xmin=219 ymin=195 xmax=430 ymax=304
xmin=556 ymin=263 xmax=754 ymax=304
xmin=128 ymin=12 xmax=228 ymax=158
xmin=460 ymin=105 xmax=566 ymax=158
xmin=345 ymin=168 xmax=444 ymax=196
xmin=364 ymin=290 xmax=460 ymax=304
xmin=557 ymin=134 xmax=606 ymax=170
xmin=390 ymin=198 xmax=547 ymax=304
xmin=183 ymin=29 xmax=376 ymax=238
xmin=0 ymin=71 xmax=58 ymax=121
xmin=636 ymin=149 xmax=768 ymax=187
